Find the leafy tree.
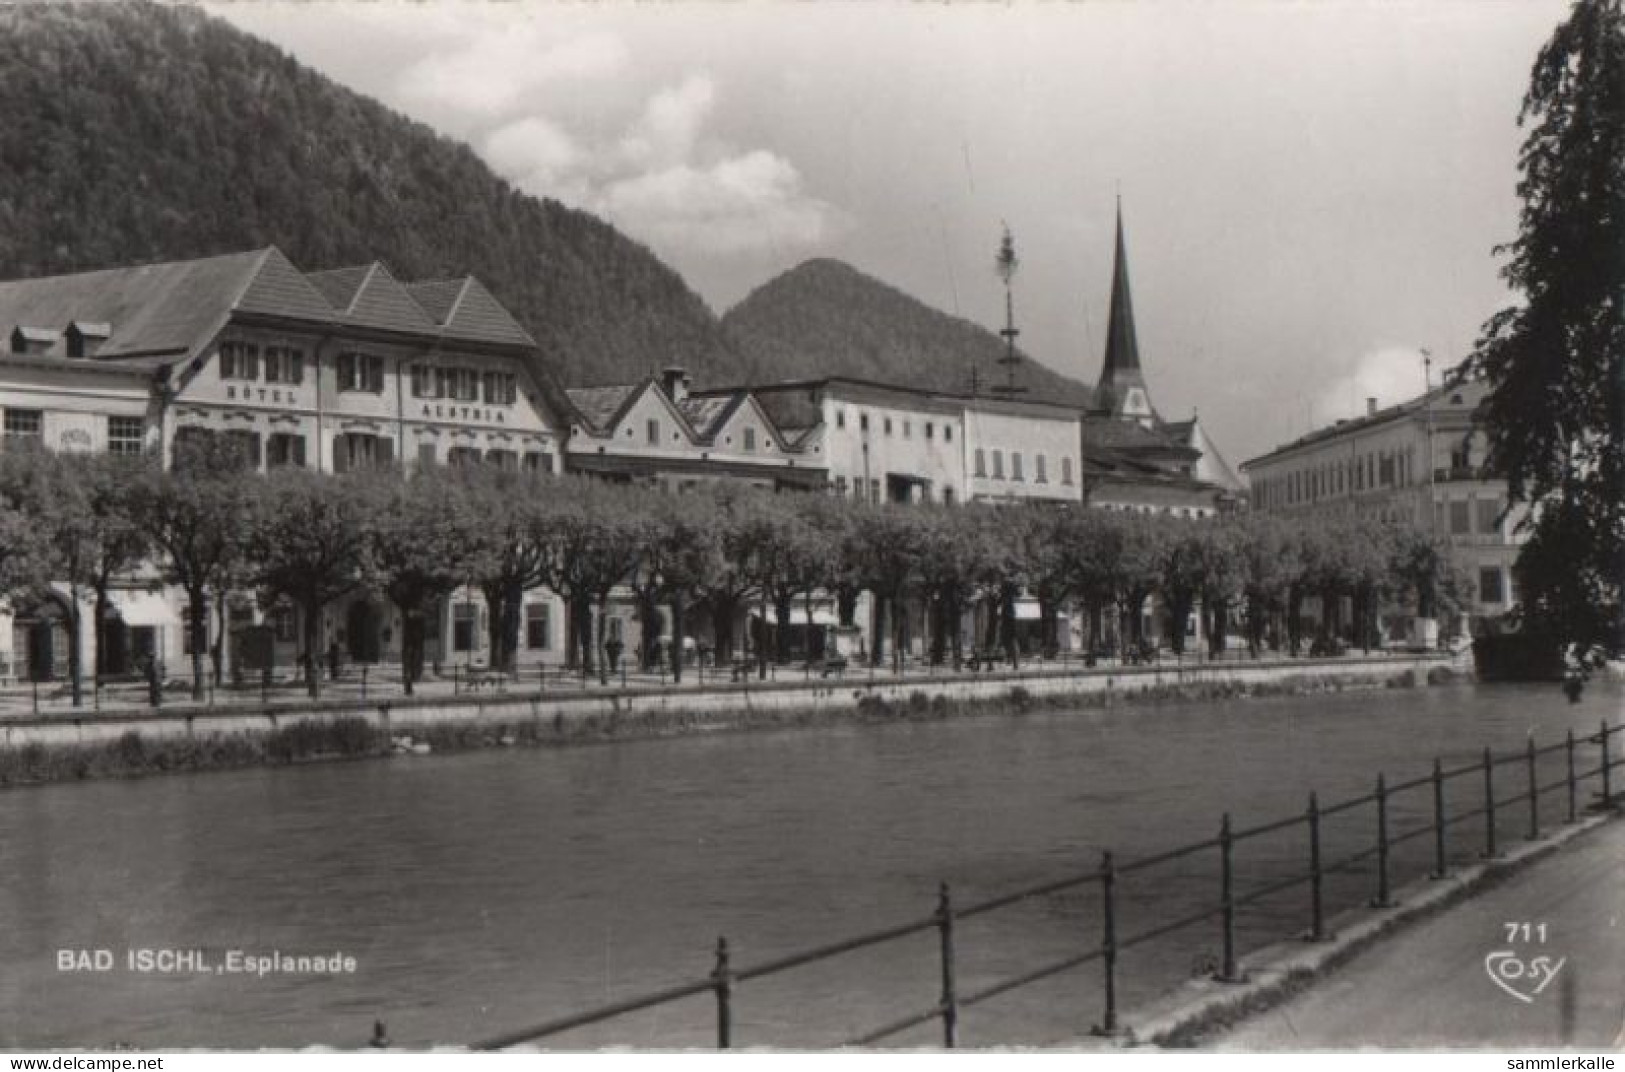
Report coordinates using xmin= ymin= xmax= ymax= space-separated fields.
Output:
xmin=1470 ymin=0 xmax=1625 ymax=673
xmin=852 ymin=506 xmax=926 ymax=672
xmin=135 ymin=435 xmax=252 ymax=699
xmin=460 ymin=465 xmax=552 ymax=675
xmin=365 ymin=467 xmax=482 ymax=694
xmin=1233 ymin=514 xmax=1300 ymax=657
xmin=625 ymin=491 xmax=722 ymax=681
xmin=915 ymin=505 xmax=990 ymax=666
xmin=244 ymin=468 xmax=374 ymax=699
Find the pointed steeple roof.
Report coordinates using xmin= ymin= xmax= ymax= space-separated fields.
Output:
xmin=1096 ymin=201 xmax=1155 ymax=425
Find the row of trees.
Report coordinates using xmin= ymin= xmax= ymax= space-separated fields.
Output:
xmin=0 ymin=441 xmax=1469 ymax=706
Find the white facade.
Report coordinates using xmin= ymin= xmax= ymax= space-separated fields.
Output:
xmin=961 ymin=398 xmax=1083 ymax=504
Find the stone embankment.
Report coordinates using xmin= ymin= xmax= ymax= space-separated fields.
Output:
xmin=0 ymin=653 xmax=1455 ymax=787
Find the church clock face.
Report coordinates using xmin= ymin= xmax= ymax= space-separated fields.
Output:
xmin=1124 ymin=387 xmax=1150 ymax=416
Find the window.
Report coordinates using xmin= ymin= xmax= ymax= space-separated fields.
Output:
xmin=266 ymin=432 xmax=306 ymax=468
xmin=743 ymin=427 xmax=756 ymax=452
xmin=224 ymin=430 xmax=262 ymax=469
xmin=925 ymin=422 xmax=934 ymax=440
xmin=836 ymin=410 xmax=846 ymax=429
xmin=219 ymin=342 xmax=259 ymax=381
xmin=647 ymin=418 xmax=660 ymax=446
xmin=1061 ymin=457 xmax=1073 ymax=485
xmin=264 ymin=346 xmax=304 ymax=385
xmin=1479 ymin=567 xmax=1505 ymax=605
xmin=483 ymin=371 xmax=517 ymax=406
xmin=418 ymin=442 xmax=438 ymax=467
xmin=486 ymin=449 xmax=518 ymax=471
xmin=992 ymin=450 xmax=1004 ymax=479
xmin=448 ymin=446 xmax=482 ymax=468
xmin=523 ymin=451 xmax=554 ymax=473
xmin=526 ymin=603 xmax=552 ymax=650
xmin=1475 ymin=498 xmax=1501 ymax=536
xmin=834 ymin=475 xmax=848 ymax=497
xmin=869 ymin=478 xmax=880 ymax=503
xmin=453 ymin=603 xmax=478 ymax=653
xmin=410 ymin=365 xmax=440 ymax=399
xmin=944 ymin=426 xmax=953 ymax=443
xmin=974 ymin=448 xmax=987 ymax=477
xmin=107 ymin=417 xmax=143 ymax=456
xmin=903 ymin=421 xmax=911 ymax=439
xmin=1450 ymin=437 xmax=1473 ymax=473
xmin=439 ymin=367 xmax=478 ymax=402
xmin=272 ymin=605 xmax=298 ymax=643
xmin=1449 ymin=500 xmax=1471 ymax=535
xmin=884 ymin=417 xmax=893 ymax=436
xmin=943 ymin=487 xmax=955 ymax=506
xmin=1012 ymin=453 xmax=1024 ymax=481
xmin=337 ymin=352 xmax=385 ymax=393
xmin=333 ymin=432 xmax=391 ymax=471
xmin=1035 ymin=454 xmax=1048 ymax=483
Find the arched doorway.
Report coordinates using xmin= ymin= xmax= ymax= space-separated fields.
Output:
xmin=345 ymin=600 xmax=381 ymax=664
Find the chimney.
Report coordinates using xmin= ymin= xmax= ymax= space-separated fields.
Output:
xmin=661 ymin=366 xmax=690 ymax=403
xmin=1366 ymin=397 xmax=1377 ymax=416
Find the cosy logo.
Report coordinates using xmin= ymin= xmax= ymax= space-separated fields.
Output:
xmin=1484 ymin=950 xmax=1567 ymax=1003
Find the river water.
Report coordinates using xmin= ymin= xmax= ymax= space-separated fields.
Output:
xmin=2 ymin=681 xmax=1618 ymax=1049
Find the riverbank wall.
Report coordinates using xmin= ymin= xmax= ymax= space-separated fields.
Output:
xmin=0 ymin=653 xmax=1456 ymax=786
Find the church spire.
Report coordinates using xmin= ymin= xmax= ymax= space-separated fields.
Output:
xmin=1096 ymin=200 xmax=1155 ymax=425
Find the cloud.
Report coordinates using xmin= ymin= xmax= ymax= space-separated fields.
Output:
xmin=484 ymin=116 xmax=587 ymax=195
xmin=619 ymin=74 xmax=716 ymax=169
xmin=598 ymin=149 xmax=837 ymax=256
xmin=1317 ymin=345 xmax=1434 ymax=422
xmin=398 ymin=30 xmax=630 ymax=120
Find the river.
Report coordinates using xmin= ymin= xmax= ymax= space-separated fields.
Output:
xmin=2 ymin=680 xmax=1618 ymax=1049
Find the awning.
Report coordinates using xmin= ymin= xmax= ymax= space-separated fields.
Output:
xmin=749 ymin=608 xmax=839 ymax=626
xmin=1013 ymin=600 xmax=1043 ymax=621
xmin=107 ymin=590 xmax=177 ymax=628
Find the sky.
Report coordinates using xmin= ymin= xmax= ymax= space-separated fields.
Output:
xmin=208 ymin=0 xmax=1569 ymax=469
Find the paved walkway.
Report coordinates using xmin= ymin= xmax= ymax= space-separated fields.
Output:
xmin=1216 ymin=816 xmax=1625 ymax=1050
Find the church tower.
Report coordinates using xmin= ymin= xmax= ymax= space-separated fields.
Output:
xmin=1096 ymin=203 xmax=1157 ymax=428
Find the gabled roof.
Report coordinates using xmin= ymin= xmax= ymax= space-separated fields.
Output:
xmin=677 ymin=394 xmax=736 ymax=439
xmin=0 ymin=247 xmax=299 ymax=362
xmin=310 ymin=262 xmax=439 ymax=334
xmin=564 ymin=384 xmax=642 ymax=434
xmin=407 ymin=276 xmax=536 ymax=348
xmin=1081 ymin=416 xmax=1199 ymax=458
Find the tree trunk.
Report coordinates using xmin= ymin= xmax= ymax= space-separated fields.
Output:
xmin=837 ymin=587 xmax=857 ymax=628
xmin=93 ymin=585 xmax=109 ymax=682
xmin=636 ymin=590 xmax=661 ymax=672
xmin=774 ymin=592 xmax=792 ymax=663
xmin=399 ymin=602 xmax=424 ymax=696
xmin=302 ymin=598 xmax=322 ymax=700
xmin=870 ymin=594 xmax=887 ymax=667
xmin=595 ymin=595 xmax=610 ymax=686
xmin=211 ymin=588 xmax=228 ymax=687
xmin=949 ymin=593 xmax=964 ymax=668
xmin=929 ymin=592 xmax=947 ymax=665
xmin=891 ymin=595 xmax=905 ymax=675
xmin=670 ymin=595 xmax=686 ymax=683
xmin=1001 ymin=588 xmax=1018 ymax=668
xmin=189 ymin=587 xmax=209 ymax=701
xmin=66 ymin=588 xmax=83 ymax=708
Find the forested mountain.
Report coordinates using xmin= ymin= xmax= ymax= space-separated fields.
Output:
xmin=722 ymin=259 xmax=1098 ymax=404
xmin=0 ymin=2 xmax=737 ymax=388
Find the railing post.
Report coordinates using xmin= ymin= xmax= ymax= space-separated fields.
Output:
xmin=1526 ymin=736 xmax=1539 ymax=840
xmin=1430 ymin=758 xmax=1448 ymax=879
xmin=712 ymin=936 xmax=733 ymax=1050
xmin=368 ymin=1020 xmax=389 ymax=1048
xmin=1307 ymin=792 xmax=1325 ymax=940
xmin=1601 ymin=720 xmax=1613 ymax=809
xmin=362 ymin=665 xmax=369 ymax=701
xmin=1372 ymin=773 xmax=1392 ymax=908
xmin=1482 ymin=746 xmax=1498 ymax=858
xmin=453 ymin=664 xmax=460 ymax=696
xmin=1566 ymin=729 xmax=1577 ymax=823
xmin=1098 ymin=850 xmax=1119 ymax=1035
xmin=936 ymin=882 xmax=958 ymax=1048
xmin=1218 ymin=812 xmax=1238 ymax=982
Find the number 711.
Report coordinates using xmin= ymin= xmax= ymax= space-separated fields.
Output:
xmin=1505 ymin=922 xmax=1548 ymax=943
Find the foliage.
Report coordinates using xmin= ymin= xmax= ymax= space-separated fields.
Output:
xmin=1470 ymin=0 xmax=1625 ymax=667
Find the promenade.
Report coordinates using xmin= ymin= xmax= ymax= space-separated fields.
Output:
xmin=1215 ymin=815 xmax=1625 ymax=1050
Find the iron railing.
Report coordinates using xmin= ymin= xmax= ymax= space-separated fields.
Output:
xmin=449 ymin=718 xmax=1622 ymax=1050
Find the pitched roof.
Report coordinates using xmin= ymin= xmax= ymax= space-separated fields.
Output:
xmin=677 ymin=394 xmax=735 ymax=438
xmin=310 ymin=262 xmax=438 ymax=334
xmin=1081 ymin=416 xmax=1198 ymax=458
xmin=408 ymin=276 xmax=536 ymax=348
xmin=1100 ymin=203 xmax=1143 ymax=383
xmin=233 ymin=247 xmax=342 ymax=322
xmin=0 ymin=248 xmax=276 ymax=361
xmin=564 ymin=384 xmax=640 ymax=433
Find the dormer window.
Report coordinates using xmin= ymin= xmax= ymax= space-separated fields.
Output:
xmin=65 ymin=321 xmax=111 ymax=359
xmin=10 ymin=326 xmax=57 ymax=355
